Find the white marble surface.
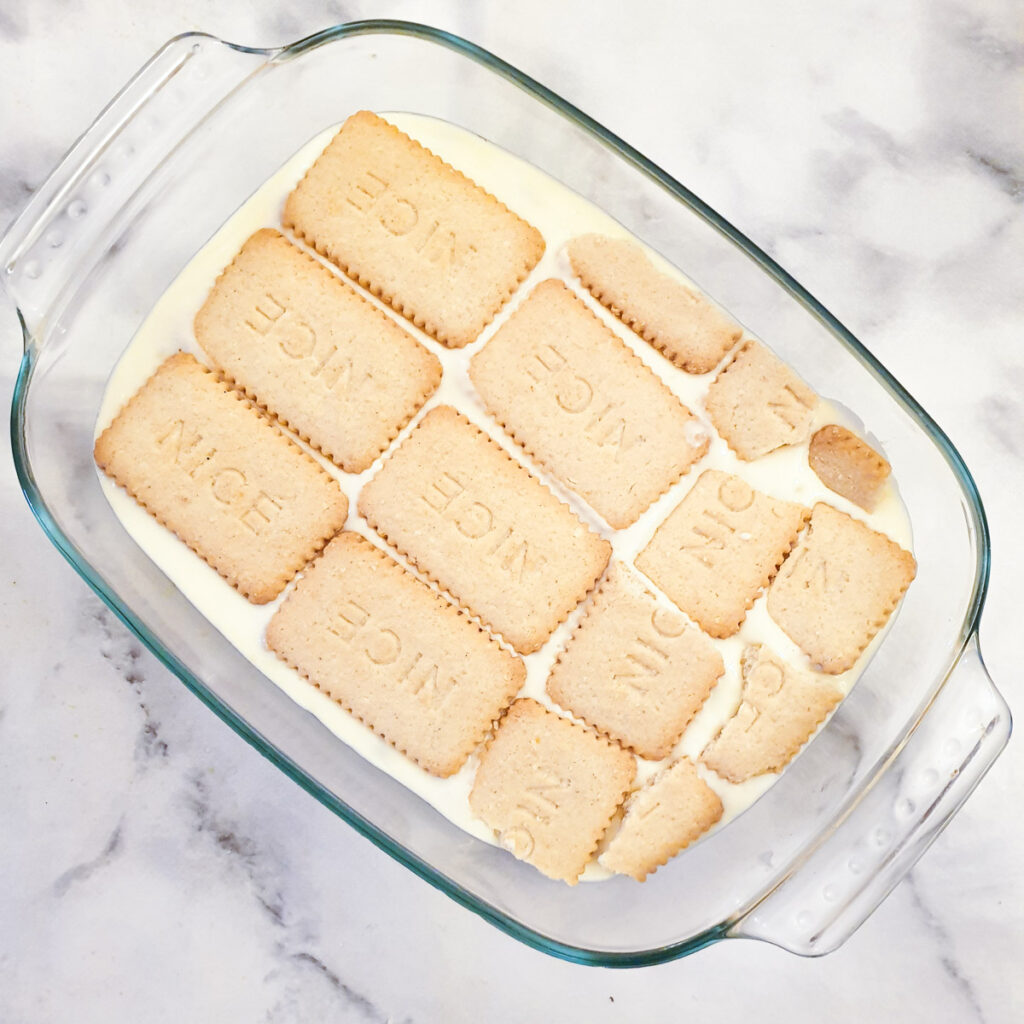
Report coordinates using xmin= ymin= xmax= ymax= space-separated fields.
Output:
xmin=1 ymin=0 xmax=1021 ymax=1020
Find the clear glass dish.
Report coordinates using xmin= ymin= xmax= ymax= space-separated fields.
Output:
xmin=2 ymin=20 xmax=1010 ymax=965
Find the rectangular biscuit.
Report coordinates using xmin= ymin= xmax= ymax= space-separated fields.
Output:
xmin=704 ymin=340 xmax=818 ymax=460
xmin=194 ymin=228 xmax=441 ymax=473
xmin=283 ymin=111 xmax=545 ymax=348
xmin=94 ymin=352 xmax=348 ymax=603
xmin=547 ymin=564 xmax=724 ymax=760
xmin=808 ymin=424 xmax=891 ymax=511
xmin=568 ymin=234 xmax=742 ymax=374
xmin=701 ymin=644 xmax=842 ymax=782
xmin=599 ymin=757 xmax=723 ymax=882
xmin=358 ymin=406 xmax=611 ymax=654
xmin=469 ymin=698 xmax=636 ymax=884
xmin=266 ymin=533 xmax=525 ymax=777
xmin=767 ymin=502 xmax=916 ymax=673
xmin=636 ymin=470 xmax=809 ymax=638
xmin=469 ymin=279 xmax=709 ymax=529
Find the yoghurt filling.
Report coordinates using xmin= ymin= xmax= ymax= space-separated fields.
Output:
xmin=94 ymin=113 xmax=914 ymax=882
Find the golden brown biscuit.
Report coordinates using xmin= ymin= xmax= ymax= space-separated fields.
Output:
xmin=266 ymin=533 xmax=525 ymax=777
xmin=194 ymin=228 xmax=441 ymax=473
xmin=636 ymin=470 xmax=809 ymax=638
xmin=470 ymin=279 xmax=708 ymax=528
xmin=568 ymin=234 xmax=741 ymax=373
xmin=358 ymin=406 xmax=611 ymax=654
xmin=470 ymin=699 xmax=635 ymax=884
xmin=284 ymin=111 xmax=545 ymax=348
xmin=808 ymin=424 xmax=891 ymax=511
xmin=94 ymin=352 xmax=348 ymax=604
xmin=600 ymin=758 xmax=723 ymax=881
xmin=547 ymin=564 xmax=723 ymax=759
xmin=702 ymin=644 xmax=842 ymax=781
xmin=705 ymin=340 xmax=818 ymax=460
xmin=767 ymin=503 xmax=916 ymax=673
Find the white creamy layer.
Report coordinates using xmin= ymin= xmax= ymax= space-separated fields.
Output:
xmin=94 ymin=113 xmax=913 ymax=881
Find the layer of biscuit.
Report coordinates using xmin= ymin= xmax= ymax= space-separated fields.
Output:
xmin=358 ymin=405 xmax=611 ymax=654
xmin=636 ymin=470 xmax=809 ymax=638
xmin=194 ymin=228 xmax=441 ymax=473
xmin=568 ymin=234 xmax=742 ymax=374
xmin=283 ymin=110 xmax=545 ymax=348
xmin=808 ymin=424 xmax=891 ymax=511
xmin=470 ymin=279 xmax=708 ymax=528
xmin=547 ymin=564 xmax=723 ymax=759
xmin=701 ymin=644 xmax=842 ymax=782
xmin=599 ymin=757 xmax=723 ymax=881
xmin=266 ymin=533 xmax=525 ymax=777
xmin=704 ymin=340 xmax=819 ymax=460
xmin=469 ymin=698 xmax=636 ymax=885
xmin=767 ymin=502 xmax=917 ymax=674
xmin=93 ymin=352 xmax=348 ymax=604
xmin=92 ymin=114 xmax=918 ymax=883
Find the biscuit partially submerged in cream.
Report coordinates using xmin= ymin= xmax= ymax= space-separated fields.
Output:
xmin=568 ymin=233 xmax=742 ymax=374
xmin=809 ymin=424 xmax=891 ymax=511
xmin=705 ymin=340 xmax=819 ymax=460
xmin=702 ymin=644 xmax=843 ymax=782
xmin=470 ymin=279 xmax=708 ymax=529
xmin=636 ymin=470 xmax=810 ymax=639
xmin=768 ymin=503 xmax=917 ymax=674
xmin=284 ymin=110 xmax=545 ymax=348
xmin=470 ymin=698 xmax=636 ymax=885
xmin=358 ymin=405 xmax=611 ymax=655
xmin=267 ymin=532 xmax=525 ymax=778
xmin=194 ymin=228 xmax=441 ymax=473
xmin=94 ymin=352 xmax=348 ymax=604
xmin=600 ymin=757 xmax=723 ymax=882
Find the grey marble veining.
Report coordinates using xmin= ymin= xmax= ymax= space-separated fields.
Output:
xmin=1 ymin=1 xmax=1022 ymax=1021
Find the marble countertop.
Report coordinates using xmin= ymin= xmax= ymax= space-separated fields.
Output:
xmin=1 ymin=1 xmax=1021 ymax=1020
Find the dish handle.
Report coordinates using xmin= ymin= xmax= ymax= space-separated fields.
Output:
xmin=729 ymin=632 xmax=1010 ymax=956
xmin=0 ymin=33 xmax=269 ymax=342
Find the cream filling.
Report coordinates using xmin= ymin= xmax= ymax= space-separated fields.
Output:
xmin=94 ymin=114 xmax=913 ymax=881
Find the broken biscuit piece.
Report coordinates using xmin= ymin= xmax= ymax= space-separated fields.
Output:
xmin=568 ymin=233 xmax=741 ymax=373
xmin=705 ymin=340 xmax=818 ymax=460
xmin=470 ymin=698 xmax=636 ymax=885
xmin=636 ymin=470 xmax=809 ymax=638
xmin=600 ymin=757 xmax=723 ymax=881
xmin=702 ymin=644 xmax=842 ymax=782
xmin=808 ymin=424 xmax=891 ymax=511
xmin=767 ymin=503 xmax=916 ymax=674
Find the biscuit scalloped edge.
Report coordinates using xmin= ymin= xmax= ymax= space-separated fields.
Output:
xmin=93 ymin=351 xmax=347 ymax=604
xmin=603 ymin=757 xmax=724 ymax=882
xmin=474 ymin=697 xmax=637 ymax=884
xmin=782 ymin=504 xmax=917 ymax=674
xmin=699 ymin=643 xmax=842 ymax=782
xmin=568 ymin=242 xmax=741 ymax=375
xmin=266 ymin=534 xmax=525 ymax=777
xmin=702 ymin=339 xmax=817 ymax=462
xmin=836 ymin=550 xmax=916 ymax=673
xmin=472 ymin=280 xmax=710 ymax=529
xmin=749 ymin=505 xmax=812 ymax=631
xmin=696 ymin=498 xmax=812 ymax=640
xmin=283 ymin=112 xmax=545 ymax=349
xmin=545 ymin=567 xmax=723 ymax=759
xmin=357 ymin=406 xmax=612 ymax=655
xmin=194 ymin=229 xmax=443 ymax=474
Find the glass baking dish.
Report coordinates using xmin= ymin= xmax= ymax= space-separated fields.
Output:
xmin=2 ymin=20 xmax=1010 ymax=965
